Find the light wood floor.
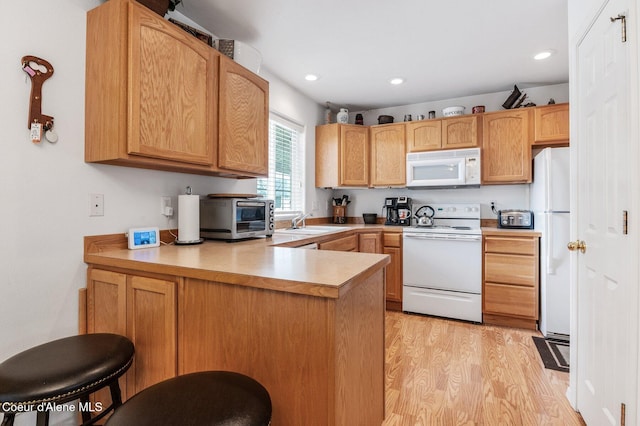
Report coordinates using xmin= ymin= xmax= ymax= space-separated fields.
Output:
xmin=382 ymin=311 xmax=585 ymax=426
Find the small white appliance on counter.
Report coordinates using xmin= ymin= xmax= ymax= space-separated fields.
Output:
xmin=403 ymin=203 xmax=482 ymax=322
xmin=127 ymin=227 xmax=160 ymax=249
xmin=531 ymin=147 xmax=570 ymax=341
xmin=406 ymin=148 xmax=481 ymax=189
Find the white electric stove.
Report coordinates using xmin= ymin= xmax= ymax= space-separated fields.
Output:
xmin=402 ymin=203 xmax=482 ymax=322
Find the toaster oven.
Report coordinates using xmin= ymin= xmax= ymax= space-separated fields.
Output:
xmin=200 ymin=198 xmax=274 ymax=240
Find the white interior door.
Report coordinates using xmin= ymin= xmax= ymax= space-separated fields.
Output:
xmin=574 ymin=0 xmax=638 ymax=424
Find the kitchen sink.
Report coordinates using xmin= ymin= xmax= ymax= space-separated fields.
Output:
xmin=275 ymin=226 xmax=349 ymax=235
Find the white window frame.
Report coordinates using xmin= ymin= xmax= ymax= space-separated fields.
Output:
xmin=257 ymin=112 xmax=305 ymax=220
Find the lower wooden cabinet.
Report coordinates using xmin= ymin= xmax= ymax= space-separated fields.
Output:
xmin=383 ymin=232 xmax=403 ymax=311
xmin=321 ymin=230 xmax=403 ymax=311
xmin=83 ymin=233 xmax=386 ymax=425
xmin=87 ymin=267 xmax=177 ymax=400
xmin=482 ymin=234 xmax=540 ymax=330
xmin=358 ymin=232 xmax=382 ymax=253
xmin=125 ymin=274 xmax=177 ymax=396
xmin=318 ymin=234 xmax=358 ymax=251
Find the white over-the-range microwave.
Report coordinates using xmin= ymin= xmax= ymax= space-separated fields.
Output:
xmin=406 ymin=147 xmax=481 ymax=189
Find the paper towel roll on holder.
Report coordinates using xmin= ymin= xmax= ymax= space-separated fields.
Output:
xmin=176 ymin=186 xmax=204 ymax=245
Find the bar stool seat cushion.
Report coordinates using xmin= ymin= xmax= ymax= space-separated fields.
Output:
xmin=0 ymin=333 xmax=134 ymax=406
xmin=106 ymin=371 xmax=271 ymax=426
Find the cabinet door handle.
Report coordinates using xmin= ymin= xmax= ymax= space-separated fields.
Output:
xmin=567 ymin=240 xmax=587 ymax=253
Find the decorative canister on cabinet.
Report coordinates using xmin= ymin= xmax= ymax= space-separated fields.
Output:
xmin=337 ymin=108 xmax=349 ymax=124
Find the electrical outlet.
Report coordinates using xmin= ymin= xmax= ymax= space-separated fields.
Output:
xmin=89 ymin=194 xmax=104 ymax=217
xmin=161 ymin=196 xmax=172 ymax=216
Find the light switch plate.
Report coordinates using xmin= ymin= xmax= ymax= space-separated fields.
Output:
xmin=89 ymin=194 xmax=104 ymax=217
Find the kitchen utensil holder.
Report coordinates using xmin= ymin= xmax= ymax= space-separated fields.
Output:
xmin=333 ymin=206 xmax=346 ymax=224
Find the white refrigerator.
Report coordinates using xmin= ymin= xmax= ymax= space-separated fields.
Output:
xmin=530 ymin=147 xmax=570 ymax=340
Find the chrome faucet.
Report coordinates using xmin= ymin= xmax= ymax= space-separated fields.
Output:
xmin=291 ymin=212 xmax=312 ymax=229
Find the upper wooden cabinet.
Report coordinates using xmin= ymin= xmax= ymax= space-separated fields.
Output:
xmin=406 ymin=120 xmax=441 ymax=152
xmin=369 ymin=123 xmax=406 ymax=187
xmin=316 ymin=124 xmax=369 ymax=187
xmin=218 ymin=58 xmax=269 ymax=175
xmin=442 ymin=115 xmax=482 ymax=149
xmin=85 ymin=0 xmax=268 ymax=178
xmin=482 ymin=109 xmax=533 ymax=184
xmin=406 ymin=115 xmax=481 ymax=152
xmin=533 ymin=103 xmax=569 ymax=146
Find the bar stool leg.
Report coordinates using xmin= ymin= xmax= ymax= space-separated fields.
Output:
xmin=109 ymin=381 xmax=123 ymax=408
xmin=35 ymin=411 xmax=49 ymax=426
xmin=1 ymin=413 xmax=15 ymax=426
xmin=80 ymin=395 xmax=92 ymax=423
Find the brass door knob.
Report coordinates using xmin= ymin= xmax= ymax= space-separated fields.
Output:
xmin=567 ymin=240 xmax=587 ymax=253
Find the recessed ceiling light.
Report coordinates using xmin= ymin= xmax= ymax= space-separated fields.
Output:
xmin=305 ymin=74 xmax=319 ymax=81
xmin=389 ymin=77 xmax=404 ymax=85
xmin=534 ymin=50 xmax=555 ymax=60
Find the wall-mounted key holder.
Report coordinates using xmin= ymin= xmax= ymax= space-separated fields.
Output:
xmin=21 ymin=55 xmax=58 ymax=144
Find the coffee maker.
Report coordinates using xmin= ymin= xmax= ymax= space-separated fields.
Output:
xmin=384 ymin=196 xmax=412 ymax=226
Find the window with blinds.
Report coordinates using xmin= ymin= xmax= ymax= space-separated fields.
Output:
xmin=257 ymin=113 xmax=305 ymax=215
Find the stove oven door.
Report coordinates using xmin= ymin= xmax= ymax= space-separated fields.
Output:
xmin=402 ymin=232 xmax=482 ymax=322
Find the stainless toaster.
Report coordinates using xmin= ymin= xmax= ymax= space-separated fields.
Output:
xmin=498 ymin=210 xmax=534 ymax=229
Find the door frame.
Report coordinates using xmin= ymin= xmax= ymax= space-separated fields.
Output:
xmin=568 ymin=0 xmax=640 ymax=419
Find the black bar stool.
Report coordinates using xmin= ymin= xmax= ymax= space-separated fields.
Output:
xmin=105 ymin=371 xmax=272 ymax=426
xmin=0 ymin=333 xmax=134 ymax=426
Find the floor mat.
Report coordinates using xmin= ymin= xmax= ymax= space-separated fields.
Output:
xmin=532 ymin=336 xmax=569 ymax=372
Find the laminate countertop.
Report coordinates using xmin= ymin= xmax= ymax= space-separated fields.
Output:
xmin=84 ymin=225 xmax=393 ymax=299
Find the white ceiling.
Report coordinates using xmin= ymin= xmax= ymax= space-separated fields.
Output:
xmin=178 ymin=0 xmax=569 ymax=111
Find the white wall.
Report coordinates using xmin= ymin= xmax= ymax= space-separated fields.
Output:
xmin=257 ymin=68 xmax=331 ymax=218
xmin=166 ymin=11 xmax=331 ymax=219
xmin=353 ymin=83 xmax=569 ymax=126
xmin=337 ymin=84 xmax=569 ymax=220
xmin=334 ymin=185 xmax=530 ymax=221
xmin=0 ymin=2 xmax=323 ymax=424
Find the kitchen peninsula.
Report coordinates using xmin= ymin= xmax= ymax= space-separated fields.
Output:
xmin=82 ymin=232 xmax=389 ymax=425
